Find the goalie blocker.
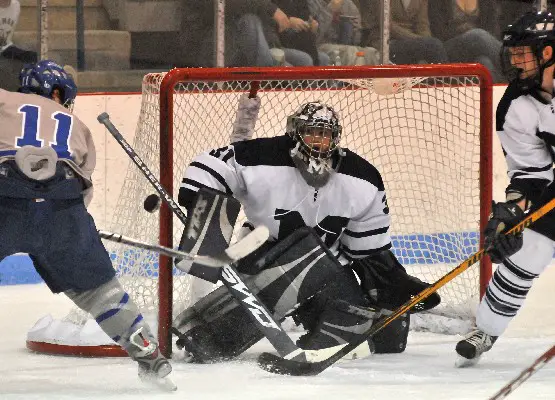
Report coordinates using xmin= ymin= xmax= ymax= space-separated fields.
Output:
xmin=173 ymin=191 xmax=440 ymax=362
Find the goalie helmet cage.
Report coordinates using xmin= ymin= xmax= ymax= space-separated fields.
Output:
xmin=26 ymin=64 xmax=493 ymax=358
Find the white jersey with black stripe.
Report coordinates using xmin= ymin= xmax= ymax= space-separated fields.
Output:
xmin=496 ymin=82 xmax=555 ymax=203
xmin=179 ymin=135 xmax=391 ymax=262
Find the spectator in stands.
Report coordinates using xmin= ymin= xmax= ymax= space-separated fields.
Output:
xmin=352 ymin=0 xmax=372 ymax=47
xmin=498 ymin=0 xmax=554 ymax=34
xmin=308 ymin=0 xmax=380 ymax=65
xmin=367 ymin=0 xmax=448 ymax=64
xmin=429 ymin=0 xmax=504 ymax=83
xmin=0 ymin=0 xmax=37 ymax=90
xmin=267 ymin=0 xmax=331 ymax=66
xmin=179 ymin=0 xmax=291 ymax=67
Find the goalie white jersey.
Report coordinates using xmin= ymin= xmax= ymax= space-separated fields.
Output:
xmin=179 ymin=135 xmax=391 ymax=261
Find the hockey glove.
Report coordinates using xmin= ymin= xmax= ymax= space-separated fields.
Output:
xmin=484 ymin=201 xmax=524 ymax=264
xmin=351 ymin=250 xmax=441 ymax=313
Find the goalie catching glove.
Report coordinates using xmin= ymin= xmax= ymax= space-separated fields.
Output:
xmin=484 ymin=201 xmax=524 ymax=264
xmin=351 ymin=250 xmax=441 ymax=313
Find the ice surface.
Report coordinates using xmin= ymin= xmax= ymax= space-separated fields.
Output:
xmin=1 ymin=266 xmax=555 ymax=400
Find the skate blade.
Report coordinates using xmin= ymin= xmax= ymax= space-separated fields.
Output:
xmin=455 ymin=355 xmax=481 ymax=368
xmin=140 ymin=374 xmax=177 ymax=392
xmin=159 ymin=376 xmax=178 ymax=391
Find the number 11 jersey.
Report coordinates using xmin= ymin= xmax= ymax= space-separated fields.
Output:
xmin=0 ymin=88 xmax=95 ymax=187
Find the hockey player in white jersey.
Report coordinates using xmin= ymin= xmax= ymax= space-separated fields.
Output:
xmin=0 ymin=60 xmax=175 ymax=389
xmin=174 ymin=99 xmax=441 ymax=362
xmin=455 ymin=11 xmax=555 ymax=366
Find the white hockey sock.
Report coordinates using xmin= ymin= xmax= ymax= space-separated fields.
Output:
xmin=476 ymin=229 xmax=554 ymax=336
xmin=65 ymin=277 xmax=154 ymax=349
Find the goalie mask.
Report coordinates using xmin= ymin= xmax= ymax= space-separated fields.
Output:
xmin=286 ymin=101 xmax=343 ymax=188
xmin=500 ymin=11 xmax=555 ymax=92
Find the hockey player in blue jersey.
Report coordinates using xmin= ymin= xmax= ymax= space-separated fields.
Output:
xmin=0 ymin=60 xmax=175 ymax=389
xmin=455 ymin=11 xmax=555 ymax=367
xmin=173 ymin=100 xmax=441 ymax=362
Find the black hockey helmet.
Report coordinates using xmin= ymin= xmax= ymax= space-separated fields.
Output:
xmin=501 ymin=11 xmax=555 ymax=91
xmin=286 ymin=101 xmax=342 ymax=161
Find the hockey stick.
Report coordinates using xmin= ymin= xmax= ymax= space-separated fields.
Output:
xmin=98 ymin=112 xmax=308 ymax=361
xmin=487 ymin=344 xmax=555 ymax=400
xmin=97 ymin=112 xmax=188 ymax=223
xmin=98 ymin=228 xmax=268 ymax=268
xmin=257 ymin=197 xmax=555 ymax=376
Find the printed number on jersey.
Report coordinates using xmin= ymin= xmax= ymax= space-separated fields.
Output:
xmin=209 ymin=146 xmax=234 ymax=162
xmin=16 ymin=104 xmax=73 ymax=159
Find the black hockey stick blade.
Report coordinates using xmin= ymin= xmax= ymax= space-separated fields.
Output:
xmin=258 ymin=197 xmax=555 ymax=376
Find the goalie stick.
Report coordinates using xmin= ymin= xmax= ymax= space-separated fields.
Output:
xmin=98 ymin=227 xmax=269 ymax=268
xmin=257 ymin=197 xmax=555 ymax=376
xmin=487 ymin=344 xmax=555 ymax=400
xmin=98 ymin=112 xmax=308 ymax=362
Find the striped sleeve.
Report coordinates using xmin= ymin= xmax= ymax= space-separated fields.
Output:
xmin=340 ymin=190 xmax=392 ymax=260
xmin=179 ymin=145 xmax=245 ymax=208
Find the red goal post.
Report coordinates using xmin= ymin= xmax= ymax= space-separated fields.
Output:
xmin=27 ymin=64 xmax=493 ymax=358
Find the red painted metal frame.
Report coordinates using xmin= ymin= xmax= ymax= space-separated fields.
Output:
xmin=26 ymin=341 xmax=127 ymax=357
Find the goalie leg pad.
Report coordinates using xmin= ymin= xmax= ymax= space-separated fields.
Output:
xmin=250 ymin=227 xmax=378 ymax=351
xmin=177 ymin=187 xmax=241 ymax=282
xmin=241 ymin=226 xmax=366 ymax=319
xmin=370 ymin=311 xmax=410 ymax=353
xmin=295 ymin=297 xmax=379 ymax=351
xmin=173 ymin=284 xmax=265 ymax=363
xmin=65 ymin=277 xmax=154 ymax=349
xmin=173 ymin=226 xmax=358 ymax=361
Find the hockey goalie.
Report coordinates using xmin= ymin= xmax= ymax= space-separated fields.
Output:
xmin=172 ymin=94 xmax=441 ymax=363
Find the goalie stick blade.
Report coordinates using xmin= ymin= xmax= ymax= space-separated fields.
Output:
xmin=225 ymin=226 xmax=269 ymax=260
xmin=257 ymin=352 xmax=325 ymax=376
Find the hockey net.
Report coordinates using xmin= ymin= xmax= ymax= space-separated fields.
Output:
xmin=27 ymin=65 xmax=493 ymax=357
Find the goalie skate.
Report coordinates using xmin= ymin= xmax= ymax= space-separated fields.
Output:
xmin=455 ymin=329 xmax=497 ymax=368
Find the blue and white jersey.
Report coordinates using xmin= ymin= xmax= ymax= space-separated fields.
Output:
xmin=496 ymin=82 xmax=555 ymax=203
xmin=0 ymin=88 xmax=95 ymax=188
xmin=179 ymin=135 xmax=391 ymax=262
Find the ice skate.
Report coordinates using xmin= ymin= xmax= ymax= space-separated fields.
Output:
xmin=455 ymin=329 xmax=497 ymax=368
xmin=129 ymin=328 xmax=177 ymax=391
